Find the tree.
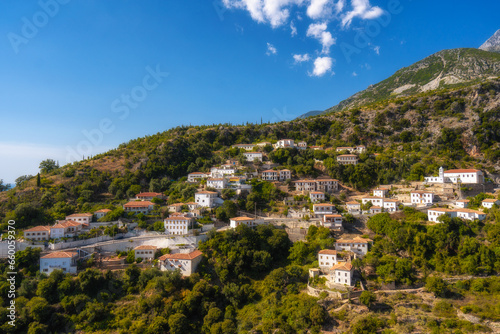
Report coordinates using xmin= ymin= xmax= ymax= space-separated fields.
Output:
xmin=15 ymin=175 xmax=33 ymax=187
xmin=168 ymin=313 xmax=189 ymax=334
xmin=359 ymin=291 xmax=376 ymax=308
xmin=37 ymin=173 xmax=41 ymax=187
xmin=26 ymin=297 xmax=51 ymax=322
xmin=0 ymin=179 xmax=9 ymax=191
xmin=39 ymin=159 xmax=58 ymax=173
xmin=425 ymin=276 xmax=448 ymax=297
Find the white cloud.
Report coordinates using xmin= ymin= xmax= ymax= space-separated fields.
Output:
xmin=309 ymin=56 xmax=333 ymax=76
xmin=373 ymin=45 xmax=380 ymax=55
xmin=266 ymin=42 xmax=278 ymax=55
xmin=293 ymin=53 xmax=310 ymax=63
xmin=306 ymin=0 xmax=332 ymax=19
xmin=290 ymin=20 xmax=297 ymax=36
xmin=352 ymin=71 xmax=357 ymax=76
xmin=306 ymin=22 xmax=335 ymax=54
xmin=335 ymin=0 xmax=345 ymax=13
xmin=223 ymin=0 xmax=304 ymax=28
xmin=341 ymin=0 xmax=383 ymax=27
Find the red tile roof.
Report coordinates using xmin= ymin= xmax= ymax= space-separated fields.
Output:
xmin=444 ymin=169 xmax=480 ymax=173
xmin=41 ymin=251 xmax=78 ymax=259
xmin=66 ymin=213 xmax=92 ymax=217
xmin=318 ymin=249 xmax=337 ymax=255
xmin=134 ymin=245 xmax=157 ymax=250
xmin=159 ymin=250 xmax=203 ymax=261
xmin=24 ymin=226 xmax=50 ymax=232
xmin=331 ymin=262 xmax=353 ymax=271
xmin=123 ymin=201 xmax=154 ymax=207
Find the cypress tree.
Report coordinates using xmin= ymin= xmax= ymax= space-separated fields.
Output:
xmin=36 ymin=173 xmax=41 ymax=187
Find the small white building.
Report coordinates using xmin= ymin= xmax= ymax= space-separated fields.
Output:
xmin=335 ymin=237 xmax=373 ymax=257
xmin=50 ymin=220 xmax=84 ymax=239
xmin=346 ymin=201 xmax=361 ymax=214
xmin=383 ymin=199 xmax=400 ymax=212
xmin=427 ymin=208 xmax=487 ymax=222
xmin=455 ymin=199 xmax=469 ymax=208
xmin=188 ymin=172 xmax=209 ymax=182
xmin=24 ymin=226 xmax=51 ymax=241
xmin=318 ymin=249 xmax=338 ymax=270
xmin=65 ymin=213 xmax=92 ymax=226
xmin=323 ymin=214 xmax=343 ymax=231
xmin=369 ymin=206 xmax=382 ymax=214
xmin=316 ymin=179 xmax=339 ymax=193
xmin=274 ymin=139 xmax=295 ymax=149
xmin=123 ymin=201 xmax=155 ymax=214
xmin=456 ymin=209 xmax=487 ymax=221
xmin=207 ymin=178 xmax=228 ymax=189
xmin=185 ymin=202 xmax=199 ymax=211
xmin=330 ymin=262 xmax=354 ymax=286
xmin=94 ymin=209 xmax=111 ymax=219
xmin=134 ymin=245 xmax=157 ymax=261
xmin=294 ymin=180 xmax=317 ymax=192
xmin=40 ymin=251 xmax=78 ymax=274
xmin=164 ymin=217 xmax=193 ymax=235
xmin=313 ymin=203 xmax=335 ymax=218
xmin=261 ymin=170 xmax=278 ymax=181
xmin=158 ymin=250 xmax=203 ymax=276
xmin=361 ymin=196 xmax=384 ymax=207
xmin=411 ymin=191 xmax=434 ymax=205
xmin=310 ymin=191 xmax=325 ymax=203
xmin=337 ymin=154 xmax=358 ymax=165
xmin=232 ymin=143 xmax=256 ymax=151
xmin=297 ymin=141 xmax=307 ymax=149
xmin=373 ymin=188 xmax=389 ymax=198
xmin=195 ymin=191 xmax=219 ymax=208
xmin=424 ymin=167 xmax=484 ymax=184
xmin=211 ymin=166 xmax=236 ymax=178
xmin=243 ymin=152 xmax=263 ymax=162
xmin=168 ymin=203 xmax=185 ymax=213
xmin=279 ymin=169 xmax=292 ymax=181
xmin=482 ymin=198 xmax=500 ymax=209
xmin=427 ymin=208 xmax=453 ymax=222
xmin=230 ymin=217 xmax=257 ymax=229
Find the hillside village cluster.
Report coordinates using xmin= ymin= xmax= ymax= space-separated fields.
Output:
xmin=18 ymin=139 xmax=497 ymax=290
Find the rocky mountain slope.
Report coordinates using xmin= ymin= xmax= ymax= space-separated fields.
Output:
xmin=480 ymin=29 xmax=500 ymax=53
xmin=323 ymin=48 xmax=500 ymax=114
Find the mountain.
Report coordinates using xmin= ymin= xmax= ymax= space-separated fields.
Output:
xmin=297 ymin=110 xmax=323 ymax=118
xmin=480 ymin=29 xmax=500 ymax=53
xmin=299 ymin=48 xmax=500 ymax=117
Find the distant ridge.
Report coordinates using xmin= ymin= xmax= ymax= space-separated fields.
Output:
xmin=480 ymin=29 xmax=500 ymax=53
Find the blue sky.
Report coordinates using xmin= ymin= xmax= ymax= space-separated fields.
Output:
xmin=0 ymin=0 xmax=499 ymax=184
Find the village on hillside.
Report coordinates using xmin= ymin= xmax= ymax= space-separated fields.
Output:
xmin=4 ymin=138 xmax=498 ymax=298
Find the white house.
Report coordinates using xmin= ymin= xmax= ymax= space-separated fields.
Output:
xmin=313 ymin=203 xmax=335 ymax=218
xmin=188 ymin=172 xmax=209 ymax=182
xmin=297 ymin=141 xmax=307 ymax=149
xmin=330 ymin=262 xmax=354 ymax=286
xmin=230 ymin=217 xmax=257 ymax=228
xmin=427 ymin=208 xmax=486 ymax=222
xmin=168 ymin=203 xmax=185 ymax=213
xmin=210 ymin=166 xmax=236 ymax=178
xmin=383 ymin=199 xmax=400 ymax=212
xmin=411 ymin=191 xmax=434 ymax=205
xmin=50 ymin=220 xmax=84 ymax=239
xmin=335 ymin=237 xmax=373 ymax=257
xmin=361 ymin=196 xmax=384 ymax=207
xmin=40 ymin=251 xmax=78 ymax=274
xmin=158 ymin=250 xmax=203 ymax=276
xmin=337 ymin=154 xmax=359 ymax=165
xmin=94 ymin=209 xmax=111 ymax=219
xmin=185 ymin=202 xmax=199 ymax=211
xmin=310 ymin=191 xmax=325 ymax=203
xmin=482 ymin=198 xmax=500 ymax=209
xmin=336 ymin=146 xmax=365 ymax=154
xmin=123 ymin=201 xmax=155 ymax=214
xmin=243 ymin=152 xmax=263 ymax=162
xmin=316 ymin=179 xmax=339 ymax=193
xmin=369 ymin=206 xmax=382 ymax=214
xmin=373 ymin=188 xmax=389 ymax=198
xmin=279 ymin=169 xmax=292 ymax=181
xmin=261 ymin=169 xmax=278 ymax=181
xmin=346 ymin=201 xmax=361 ymax=214
xmin=207 ymin=178 xmax=228 ymax=189
xmin=164 ymin=217 xmax=193 ymax=235
xmin=455 ymin=199 xmax=469 ymax=208
xmin=232 ymin=143 xmax=256 ymax=151
xmin=274 ymin=139 xmax=295 ymax=149
xmin=134 ymin=245 xmax=157 ymax=261
xmin=424 ymin=167 xmax=484 ymax=184
xmin=294 ymin=180 xmax=317 ymax=192
xmin=65 ymin=213 xmax=92 ymax=226
xmin=195 ymin=191 xmax=219 ymax=208
xmin=427 ymin=208 xmax=454 ymax=222
xmin=323 ymin=214 xmax=343 ymax=231
xmin=318 ymin=249 xmax=338 ymax=270
xmin=24 ymin=226 xmax=51 ymax=241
